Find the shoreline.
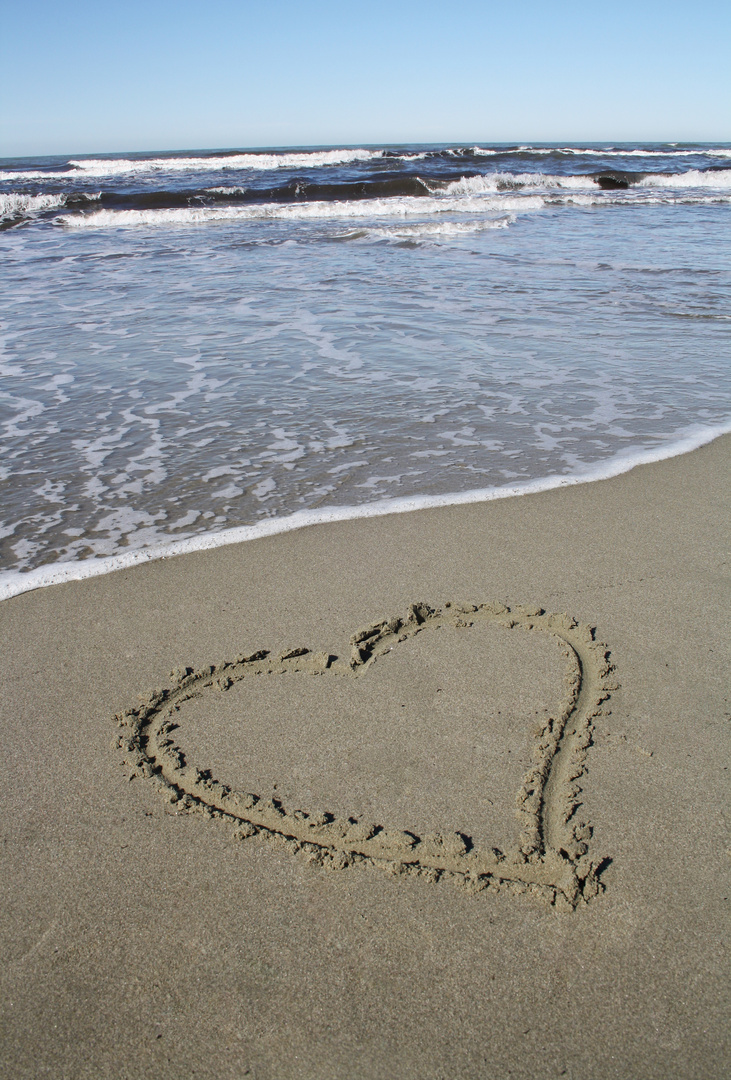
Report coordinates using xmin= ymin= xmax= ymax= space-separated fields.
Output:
xmin=1 ymin=431 xmax=728 ymax=1079
xmin=2 ymin=421 xmax=729 ymax=603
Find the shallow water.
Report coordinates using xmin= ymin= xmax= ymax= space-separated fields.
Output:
xmin=1 ymin=143 xmax=729 ymax=591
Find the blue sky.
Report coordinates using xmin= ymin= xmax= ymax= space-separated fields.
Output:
xmin=2 ymin=0 xmax=729 ymax=156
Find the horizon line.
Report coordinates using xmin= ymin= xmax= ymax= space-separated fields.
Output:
xmin=3 ymin=138 xmax=731 ymax=161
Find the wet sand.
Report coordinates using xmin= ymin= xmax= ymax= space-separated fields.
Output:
xmin=1 ymin=435 xmax=729 ymax=1080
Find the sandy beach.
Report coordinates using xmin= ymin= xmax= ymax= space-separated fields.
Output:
xmin=1 ymin=434 xmax=729 ymax=1080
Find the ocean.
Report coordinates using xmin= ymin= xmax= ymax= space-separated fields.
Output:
xmin=1 ymin=143 xmax=730 ymax=598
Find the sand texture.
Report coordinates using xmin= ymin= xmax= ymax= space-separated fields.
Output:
xmin=1 ymin=436 xmax=729 ymax=1080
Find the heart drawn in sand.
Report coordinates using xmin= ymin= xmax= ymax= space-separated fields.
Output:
xmin=114 ymin=602 xmax=617 ymax=908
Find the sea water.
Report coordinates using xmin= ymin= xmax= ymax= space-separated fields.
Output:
xmin=1 ymin=144 xmax=729 ymax=597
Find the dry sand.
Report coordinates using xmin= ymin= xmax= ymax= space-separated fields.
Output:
xmin=1 ymin=435 xmax=729 ymax=1080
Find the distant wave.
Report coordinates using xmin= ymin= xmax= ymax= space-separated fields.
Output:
xmin=512 ymin=146 xmax=731 ymax=158
xmin=69 ymin=148 xmax=387 ymax=175
xmin=0 ymin=148 xmax=388 ymax=181
xmin=451 ymin=146 xmax=731 ymax=161
xmin=424 ymin=146 xmax=731 ymax=160
xmin=3 ymin=145 xmax=730 ymax=183
xmin=0 ymin=147 xmax=479 ymax=182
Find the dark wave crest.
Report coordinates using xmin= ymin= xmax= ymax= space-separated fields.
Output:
xmin=592 ymin=171 xmax=644 ymax=189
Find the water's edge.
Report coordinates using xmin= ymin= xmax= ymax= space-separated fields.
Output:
xmin=2 ymin=422 xmax=728 ymax=603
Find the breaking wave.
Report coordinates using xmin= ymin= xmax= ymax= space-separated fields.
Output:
xmin=1 ymin=191 xmax=75 ymax=221
xmin=0 ymin=148 xmax=389 ymax=181
xmin=439 ymin=169 xmax=731 ymax=195
xmin=59 ymin=194 xmax=545 ymax=228
xmin=638 ymin=168 xmax=731 ymax=188
xmin=512 ymin=146 xmax=731 ymax=158
xmin=56 ymin=181 xmax=731 ymax=229
xmin=437 ymin=172 xmax=599 ymax=194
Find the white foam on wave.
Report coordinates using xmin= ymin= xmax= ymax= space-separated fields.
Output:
xmin=638 ymin=168 xmax=731 ymax=189
xmin=59 ymin=193 xmax=546 ymax=229
xmin=69 ymin=149 xmax=384 ymax=175
xmin=339 ymin=217 xmax=514 ymax=242
xmin=0 ymin=192 xmax=71 ymax=219
xmin=0 ymin=170 xmax=70 ymax=181
xmin=2 ymin=423 xmax=729 ymax=603
xmin=546 ymin=191 xmax=731 ymax=208
xmin=513 ymin=146 xmax=731 ymax=158
xmin=438 ymin=172 xmax=599 ymax=195
xmin=5 ymin=147 xmax=729 ymax=183
xmin=0 ymin=149 xmax=386 ymax=181
xmin=441 ymin=170 xmax=731 ymax=195
xmin=57 ymin=178 xmax=731 ymax=230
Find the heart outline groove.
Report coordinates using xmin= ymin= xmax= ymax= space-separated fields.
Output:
xmin=114 ymin=601 xmax=617 ymax=907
